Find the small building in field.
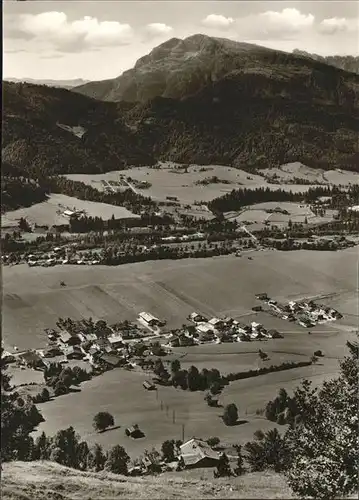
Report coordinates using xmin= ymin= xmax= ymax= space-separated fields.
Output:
xmin=143 ymin=380 xmax=156 ymax=391
xmin=125 ymin=424 xmax=144 ymax=439
xmin=189 ymin=312 xmax=205 ymax=323
xmin=180 ymin=438 xmax=221 ymax=469
xmin=139 ymin=312 xmax=161 ymax=327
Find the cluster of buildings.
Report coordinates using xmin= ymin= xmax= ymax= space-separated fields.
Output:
xmin=25 ymin=248 xmax=101 ymax=268
xmin=161 ymin=232 xmax=206 ymax=243
xmin=256 ymin=293 xmax=342 ymax=328
xmin=166 ymin=312 xmax=282 ymax=347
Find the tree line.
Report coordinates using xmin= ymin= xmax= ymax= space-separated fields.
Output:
xmin=208 ymin=186 xmax=338 ymax=214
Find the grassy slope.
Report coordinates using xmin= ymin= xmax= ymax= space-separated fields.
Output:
xmin=2 ymin=461 xmax=295 ymax=499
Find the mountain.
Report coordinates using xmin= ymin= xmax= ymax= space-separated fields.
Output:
xmin=73 ymin=34 xmax=359 ymax=103
xmin=5 ymin=77 xmax=90 ymax=89
xmin=2 ymin=34 xmax=359 ymax=177
xmin=292 ymin=50 xmax=359 ymax=74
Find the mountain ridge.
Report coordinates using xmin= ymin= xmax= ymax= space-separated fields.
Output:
xmin=73 ymin=34 xmax=359 ymax=103
xmin=2 ymin=34 xmax=359 ymax=178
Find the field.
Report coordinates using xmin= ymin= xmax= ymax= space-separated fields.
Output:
xmin=3 ymin=248 xmax=357 ymax=352
xmin=64 ymin=162 xmax=325 ymax=205
xmin=4 ymin=248 xmax=357 ymax=457
xmin=225 ymin=201 xmax=337 ymax=227
xmin=1 ymin=193 xmax=139 ymax=228
xmin=261 ymin=162 xmax=359 ymax=186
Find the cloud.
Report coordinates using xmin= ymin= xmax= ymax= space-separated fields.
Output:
xmin=259 ymin=8 xmax=314 ymax=36
xmin=5 ymin=12 xmax=134 ymax=52
xmin=318 ymin=17 xmax=353 ymax=35
xmin=145 ymin=23 xmax=173 ymax=38
xmin=201 ymin=14 xmax=234 ymax=29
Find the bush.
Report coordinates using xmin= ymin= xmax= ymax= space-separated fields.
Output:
xmin=161 ymin=439 xmax=176 ymax=462
xmin=207 ymin=437 xmax=220 ymax=448
xmin=214 ymin=453 xmax=232 ymax=477
xmin=223 ymin=403 xmax=238 ymax=426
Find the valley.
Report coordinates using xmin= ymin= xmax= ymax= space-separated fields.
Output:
xmin=2 ymin=20 xmax=359 ymax=500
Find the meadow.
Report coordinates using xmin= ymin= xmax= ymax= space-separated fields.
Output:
xmin=225 ymin=201 xmax=337 ymax=227
xmin=64 ymin=162 xmax=325 ymax=205
xmin=261 ymin=162 xmax=359 ymax=186
xmin=3 ymin=248 xmax=357 ymax=353
xmin=1 ymin=193 xmax=139 ymax=228
xmin=32 ymin=352 xmax=343 ymax=458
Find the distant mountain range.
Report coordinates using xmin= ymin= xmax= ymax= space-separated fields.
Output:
xmin=292 ymin=50 xmax=359 ymax=74
xmin=3 ymin=35 xmax=359 ymax=179
xmin=5 ymin=78 xmax=90 ymax=89
xmin=73 ymin=35 xmax=359 ymax=103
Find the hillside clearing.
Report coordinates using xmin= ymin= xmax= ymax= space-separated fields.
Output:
xmin=1 ymin=193 xmax=139 ymax=228
xmin=64 ymin=163 xmax=326 ymax=205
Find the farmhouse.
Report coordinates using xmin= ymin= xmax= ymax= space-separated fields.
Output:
xmin=19 ymin=351 xmax=43 ymax=368
xmin=180 ymin=439 xmax=221 ymax=469
xmin=196 ymin=323 xmax=214 ymax=335
xmin=99 ymin=353 xmax=124 ymax=368
xmin=208 ymin=317 xmax=224 ymax=329
xmin=139 ymin=312 xmax=161 ymax=327
xmin=108 ymin=335 xmax=124 ymax=348
xmin=125 ymin=424 xmax=144 ymax=439
xmin=64 ymin=346 xmax=83 ymax=360
xmin=59 ymin=331 xmax=80 ymax=346
xmin=143 ymin=380 xmax=156 ymax=390
xmin=189 ymin=312 xmax=204 ymax=322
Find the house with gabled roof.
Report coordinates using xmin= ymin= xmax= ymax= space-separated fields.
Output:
xmin=180 ymin=438 xmax=221 ymax=468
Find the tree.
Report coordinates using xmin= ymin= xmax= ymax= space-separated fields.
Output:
xmin=170 ymin=359 xmax=181 ymax=373
xmin=34 ymin=431 xmax=50 ymax=460
xmin=311 ymin=355 xmax=319 ymax=364
xmin=50 ymin=426 xmax=80 ymax=469
xmin=285 ymin=341 xmax=358 ymax=499
xmin=76 ymin=441 xmax=90 ymax=470
xmin=87 ymin=443 xmax=106 ymax=472
xmin=223 ymin=403 xmax=238 ymax=426
xmin=40 ymin=387 xmax=50 ymax=402
xmin=1 ymin=356 xmax=44 ymax=462
xmin=93 ymin=412 xmax=114 ymax=433
xmin=233 ymin=445 xmax=245 ymax=476
xmin=161 ymin=439 xmax=176 ymax=462
xmin=105 ymin=445 xmax=130 ymax=474
xmin=245 ymin=428 xmax=289 ymax=473
xmin=54 ymin=381 xmax=68 ymax=396
xmin=214 ymin=453 xmax=231 ymax=477
xmin=207 ymin=437 xmax=220 ymax=448
xmin=187 ymin=365 xmax=200 ymax=391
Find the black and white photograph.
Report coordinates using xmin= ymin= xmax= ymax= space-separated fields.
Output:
xmin=2 ymin=0 xmax=358 ymax=498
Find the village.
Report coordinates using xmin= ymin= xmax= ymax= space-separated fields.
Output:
xmin=3 ymin=295 xmax=342 ymax=374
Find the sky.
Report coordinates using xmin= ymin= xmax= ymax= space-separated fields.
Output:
xmin=3 ymin=1 xmax=359 ymax=81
